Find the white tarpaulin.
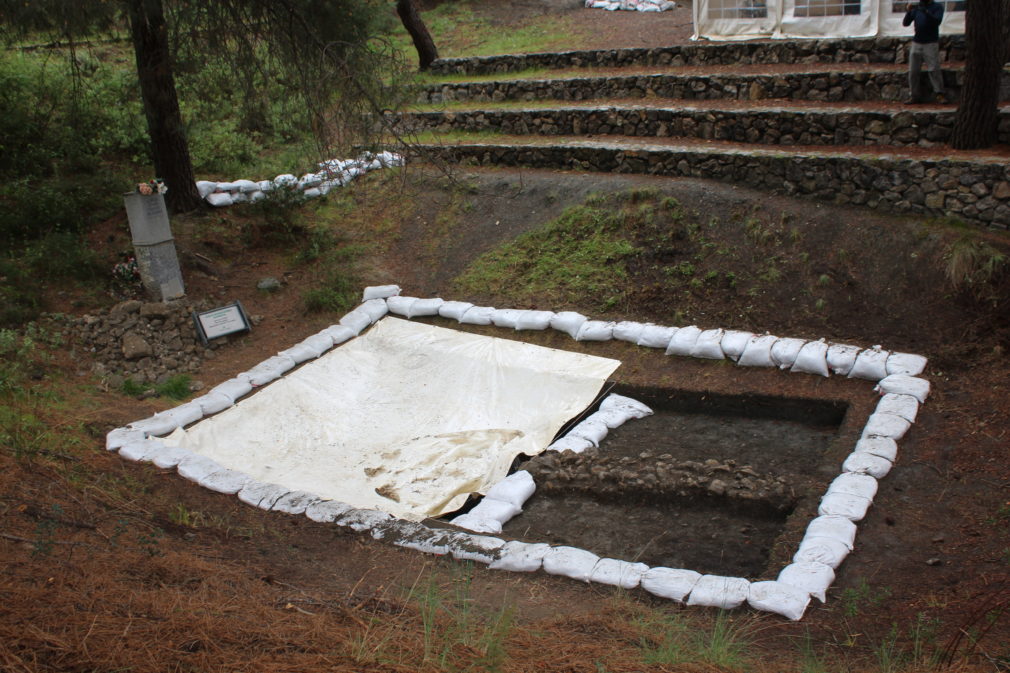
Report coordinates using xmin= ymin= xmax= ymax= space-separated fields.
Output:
xmin=693 ymin=0 xmax=964 ymax=40
xmin=162 ymin=317 xmax=619 ymax=521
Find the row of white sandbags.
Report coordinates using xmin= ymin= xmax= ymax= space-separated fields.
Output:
xmin=196 ymin=151 xmax=404 ymax=208
xmin=375 ymin=294 xmax=927 ymax=383
xmin=450 ymin=471 xmax=537 ymax=534
xmin=585 ymin=0 xmax=676 ymax=11
xmin=547 ymin=393 xmax=653 ymax=454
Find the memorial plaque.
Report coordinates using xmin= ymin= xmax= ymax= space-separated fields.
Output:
xmin=193 ymin=302 xmax=251 ymax=345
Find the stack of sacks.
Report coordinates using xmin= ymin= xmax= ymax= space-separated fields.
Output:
xmin=585 ymin=0 xmax=676 ymax=10
xmin=198 ymin=151 xmax=404 ymax=208
xmin=546 ymin=393 xmax=653 ymax=454
xmin=450 ymin=471 xmax=536 ymax=534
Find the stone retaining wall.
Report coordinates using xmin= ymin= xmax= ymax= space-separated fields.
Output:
xmin=400 ymin=107 xmax=1010 ymax=148
xmin=413 ymin=142 xmax=1010 ymax=229
xmin=429 ymin=36 xmax=966 ymax=76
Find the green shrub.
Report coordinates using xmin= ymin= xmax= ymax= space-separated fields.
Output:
xmin=155 ymin=375 xmax=192 ymax=401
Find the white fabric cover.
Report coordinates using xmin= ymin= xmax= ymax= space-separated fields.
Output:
xmin=438 ymin=301 xmax=474 ymax=321
xmin=849 ymin=347 xmax=890 ymax=380
xmin=484 ymin=470 xmax=536 ymax=509
xmin=861 ymin=412 xmax=912 ymax=440
xmin=362 ymin=284 xmax=401 ymax=301
xmin=666 ymin=325 xmax=702 ymax=356
xmin=490 ymin=541 xmax=551 ymax=572
xmin=826 ymin=343 xmax=861 ymax=376
xmin=875 ymin=375 xmax=930 ymax=403
xmin=637 ymin=325 xmax=678 ymax=349
xmin=514 ymin=310 xmax=555 ymax=331
xmin=747 ymin=581 xmax=810 ymax=621
xmin=777 ymin=561 xmax=835 ymax=603
xmin=686 ymin=575 xmax=751 ymax=609
xmin=640 ymin=567 xmax=701 ymax=602
xmin=542 ymin=546 xmax=600 ymax=582
xmin=589 ymin=559 xmax=650 ymax=589
xmin=738 ymin=335 xmax=778 ymax=368
xmin=791 ymin=340 xmax=830 ymax=377
xmin=613 ymin=321 xmax=647 ymax=343
xmin=720 ymin=330 xmax=753 ymax=361
xmin=459 ymin=306 xmax=495 ymax=325
xmin=576 ymin=320 xmax=615 ymax=341
xmin=690 ymin=328 xmax=725 ymax=359
xmin=771 ymin=338 xmax=806 ymax=369
xmin=162 ymin=318 xmax=618 ymax=521
xmin=551 ymin=311 xmax=588 ymax=339
xmin=854 ymin=436 xmax=898 ymax=462
xmin=843 ymin=451 xmax=893 ymax=478
xmin=886 ymin=352 xmax=928 ymax=376
xmin=876 ymin=393 xmax=919 ymax=423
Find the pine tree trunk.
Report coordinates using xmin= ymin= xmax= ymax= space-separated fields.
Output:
xmin=397 ymin=0 xmax=439 ymax=71
xmin=950 ymin=0 xmax=1004 ymax=149
xmin=128 ymin=0 xmax=202 ymax=212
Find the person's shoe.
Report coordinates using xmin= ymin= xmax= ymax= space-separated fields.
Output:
xmin=934 ymin=92 xmax=948 ymax=104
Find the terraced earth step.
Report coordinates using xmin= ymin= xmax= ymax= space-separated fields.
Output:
xmin=395 ymin=103 xmax=1010 ymax=149
xmin=419 ymin=63 xmax=996 ymax=105
xmin=429 ymin=35 xmax=966 ymax=76
xmin=405 ymin=136 xmax=1010 ymax=229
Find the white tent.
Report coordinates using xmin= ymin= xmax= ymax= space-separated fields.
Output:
xmin=693 ymin=0 xmax=964 ymax=41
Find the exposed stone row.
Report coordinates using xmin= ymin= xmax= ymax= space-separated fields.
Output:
xmin=419 ymin=70 xmax=978 ymax=105
xmin=399 ymin=106 xmax=1010 ymax=148
xmin=429 ymin=36 xmax=965 ymax=76
xmin=412 ymin=142 xmax=1010 ymax=229
xmin=524 ymin=450 xmax=800 ymax=512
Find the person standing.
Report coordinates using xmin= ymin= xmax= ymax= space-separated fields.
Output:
xmin=903 ymin=0 xmax=946 ymax=104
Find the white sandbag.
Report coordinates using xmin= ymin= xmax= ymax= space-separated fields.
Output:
xmin=297 ymin=173 xmax=322 ymax=189
xmin=600 ymin=394 xmax=653 ymax=419
xmin=384 ymin=295 xmax=416 ymax=317
xmin=450 ymin=513 xmax=502 ymax=534
xmin=568 ymin=418 xmax=609 ymax=447
xmin=241 ymin=354 xmax=297 ymax=386
xmin=690 ymin=328 xmax=725 ymax=360
xmin=238 ymin=481 xmax=290 ymax=510
xmin=320 ymin=324 xmax=356 ymax=345
xmin=210 ymin=377 xmax=253 ymax=403
xmin=231 ymin=191 xmax=249 ymax=204
xmin=854 ymin=436 xmax=898 ymax=462
xmin=875 ymin=375 xmax=930 ymax=403
xmin=771 ymin=338 xmax=806 ymax=369
xmin=361 ymin=285 xmax=401 ymax=301
xmin=296 ymin=333 xmax=336 ymax=359
xmin=747 ymin=581 xmax=810 ymax=620
xmin=640 ymin=567 xmax=701 ymax=602
xmin=459 ymin=306 xmax=495 ymax=325
xmin=195 ymin=181 xmax=217 ymax=198
xmin=119 ymin=438 xmax=166 ymax=462
xmin=359 ymin=298 xmax=389 ymax=322
xmin=861 ymin=412 xmax=912 ymax=440
xmin=151 ymin=445 xmax=193 ymax=469
xmin=216 ymin=181 xmax=239 ymax=192
xmin=395 ymin=528 xmax=462 ymax=555
xmin=876 ymin=393 xmax=919 ymax=423
xmin=818 ymin=492 xmax=872 ymax=521
xmin=794 ymin=535 xmax=850 ymax=568
xmin=484 ymin=470 xmax=536 ymax=509
xmin=777 ymin=562 xmax=835 ymax=602
xmin=129 ymin=403 xmax=203 ymax=437
xmin=542 ymin=546 xmax=600 ymax=582
xmin=552 ymin=312 xmax=588 ymax=339
xmin=336 ymin=508 xmax=394 ymax=532
xmin=805 ymin=514 xmax=857 ymax=549
xmin=826 ymin=343 xmax=861 ymax=376
xmin=827 ymin=472 xmax=879 ymax=500
xmin=271 ymin=490 xmax=321 ymax=515
xmin=637 ymin=325 xmax=677 ymax=349
xmin=248 ymin=190 xmax=265 ymax=203
xmin=304 ymin=500 xmax=352 ymax=523
xmin=843 ymin=451 xmax=893 ymax=479
xmin=547 ymin=435 xmax=595 ymax=453
xmin=233 ymin=179 xmax=259 ymax=193
xmin=438 ymin=300 xmax=474 ymax=321
xmin=177 ymin=454 xmax=224 ymax=484
xmin=849 ymin=347 xmax=890 ymax=381
xmin=491 ymin=308 xmax=523 ymax=328
xmin=489 ymin=541 xmax=551 ymax=572
xmin=468 ymin=498 xmax=521 ymax=524
xmin=514 ymin=310 xmax=554 ymax=331
xmin=106 ymin=427 xmax=145 ymax=451
xmin=256 ymin=180 xmax=274 ymax=192
xmin=613 ymin=321 xmax=647 ymax=343
xmin=791 ymin=339 xmax=830 ymax=377
xmin=198 ymin=468 xmax=250 ymax=494
xmin=338 ymin=308 xmax=373 ymax=334
xmin=273 ymin=173 xmax=297 ymax=187
xmin=587 ymin=408 xmax=629 ymax=429
xmin=575 ymin=320 xmax=614 ymax=341
xmin=738 ymin=335 xmax=778 ymax=368
xmin=665 ymin=325 xmax=702 ymax=356
xmin=363 ymin=282 xmax=401 ymax=299
xmin=408 ymin=298 xmax=444 ymax=318
xmin=886 ymin=352 xmax=927 ymax=376
xmin=450 ymin=534 xmax=506 ymax=565
xmin=279 ymin=342 xmax=320 ymax=365
xmin=589 ymin=559 xmax=650 ymax=589
xmin=205 ymin=192 xmax=233 ymax=208
xmin=717 ymin=330 xmax=750 ymax=362
xmin=685 ymin=575 xmax=751 ymax=609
